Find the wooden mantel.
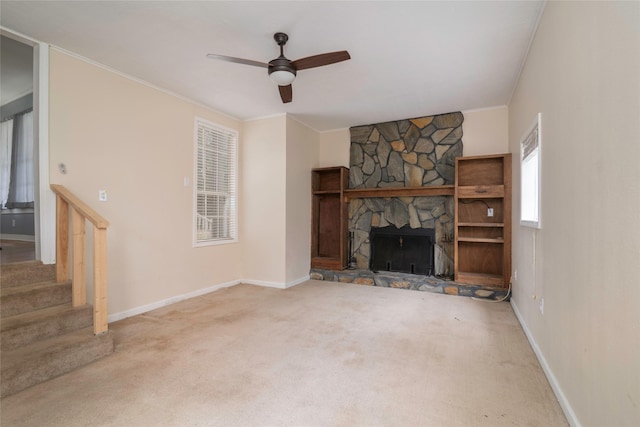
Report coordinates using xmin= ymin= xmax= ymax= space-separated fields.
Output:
xmin=344 ymin=185 xmax=454 ymax=200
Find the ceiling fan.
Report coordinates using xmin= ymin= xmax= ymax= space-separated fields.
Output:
xmin=207 ymin=32 xmax=351 ymax=104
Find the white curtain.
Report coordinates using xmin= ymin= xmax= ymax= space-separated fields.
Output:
xmin=6 ymin=110 xmax=34 ymax=209
xmin=0 ymin=118 xmax=14 ymax=209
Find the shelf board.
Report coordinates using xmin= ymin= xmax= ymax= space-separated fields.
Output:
xmin=345 ymin=185 xmax=454 ymax=199
xmin=458 ymin=222 xmax=504 ymax=227
xmin=456 ymin=185 xmax=504 ymax=198
xmin=457 ymin=237 xmax=504 ymax=244
xmin=456 ymin=271 xmax=505 ymax=287
xmin=313 ymin=190 xmax=341 ymax=195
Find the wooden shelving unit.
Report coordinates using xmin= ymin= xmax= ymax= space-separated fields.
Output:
xmin=454 ymin=154 xmax=512 ymax=287
xmin=311 ymin=167 xmax=349 ymax=270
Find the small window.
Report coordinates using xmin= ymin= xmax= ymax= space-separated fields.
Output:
xmin=194 ymin=118 xmax=238 ymax=245
xmin=520 ymin=113 xmax=541 ymax=228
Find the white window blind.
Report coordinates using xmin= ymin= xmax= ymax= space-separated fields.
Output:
xmin=194 ymin=118 xmax=238 ymax=245
xmin=520 ymin=113 xmax=541 ymax=228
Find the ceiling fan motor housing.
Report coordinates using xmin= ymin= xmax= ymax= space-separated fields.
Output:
xmin=268 ymin=57 xmax=297 ymax=76
xmin=269 ymin=33 xmax=296 ymax=77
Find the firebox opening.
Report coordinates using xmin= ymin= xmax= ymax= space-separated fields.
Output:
xmin=370 ymin=226 xmax=435 ymax=276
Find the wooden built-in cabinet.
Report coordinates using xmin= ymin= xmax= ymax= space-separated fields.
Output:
xmin=454 ymin=154 xmax=512 ymax=287
xmin=311 ymin=167 xmax=349 ymax=270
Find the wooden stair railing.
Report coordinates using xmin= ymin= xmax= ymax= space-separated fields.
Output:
xmin=50 ymin=184 xmax=109 ymax=335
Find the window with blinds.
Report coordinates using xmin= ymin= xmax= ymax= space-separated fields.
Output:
xmin=194 ymin=118 xmax=238 ymax=245
xmin=520 ymin=113 xmax=541 ymax=228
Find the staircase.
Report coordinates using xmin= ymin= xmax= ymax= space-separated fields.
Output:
xmin=1 ymin=261 xmax=114 ymax=397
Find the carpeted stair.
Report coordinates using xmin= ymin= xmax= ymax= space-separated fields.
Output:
xmin=1 ymin=261 xmax=114 ymax=397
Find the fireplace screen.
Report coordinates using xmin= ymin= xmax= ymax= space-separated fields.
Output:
xmin=370 ymin=226 xmax=435 ymax=275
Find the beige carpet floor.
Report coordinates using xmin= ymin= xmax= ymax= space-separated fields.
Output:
xmin=0 ymin=280 xmax=567 ymax=426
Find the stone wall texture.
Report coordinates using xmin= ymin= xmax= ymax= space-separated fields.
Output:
xmin=349 ymin=112 xmax=463 ymax=189
xmin=348 ymin=112 xmax=464 ymax=276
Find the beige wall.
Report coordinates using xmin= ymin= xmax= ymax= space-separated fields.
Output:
xmin=508 ymin=2 xmax=640 ymax=425
xmin=285 ymin=117 xmax=318 ymax=284
xmin=241 ymin=115 xmax=318 ymax=286
xmin=318 ymin=128 xmax=350 ymax=167
xmin=316 ymin=108 xmax=508 ymax=168
xmin=49 ymin=49 xmax=244 ymax=317
xmin=461 ymin=106 xmax=508 ymax=156
xmin=50 ymin=48 xmax=321 ymax=306
xmin=241 ymin=115 xmax=287 ymax=286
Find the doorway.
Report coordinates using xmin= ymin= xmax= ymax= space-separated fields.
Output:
xmin=1 ymin=35 xmax=35 ymax=264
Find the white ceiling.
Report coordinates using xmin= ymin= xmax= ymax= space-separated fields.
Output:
xmin=0 ymin=1 xmax=544 ymax=131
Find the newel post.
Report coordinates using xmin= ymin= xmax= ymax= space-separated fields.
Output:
xmin=93 ymin=227 xmax=108 ymax=335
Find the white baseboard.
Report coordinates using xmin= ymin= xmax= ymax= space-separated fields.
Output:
xmin=108 ymin=279 xmax=241 ymax=323
xmin=510 ymin=299 xmax=581 ymax=427
xmin=242 ymin=279 xmax=286 ymax=289
xmin=107 ymin=275 xmax=311 ymax=323
xmin=243 ymin=275 xmax=310 ymax=290
xmin=285 ymin=275 xmax=310 ymax=288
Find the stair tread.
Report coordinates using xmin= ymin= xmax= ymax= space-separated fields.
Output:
xmin=0 ymin=280 xmax=71 ymax=297
xmin=0 ymin=260 xmax=45 ymax=272
xmin=1 ymin=326 xmax=114 ymax=397
xmin=1 ymin=303 xmax=92 ymax=332
xmin=1 ymin=262 xmax=56 ymax=288
xmin=1 ymin=326 xmax=113 ymax=370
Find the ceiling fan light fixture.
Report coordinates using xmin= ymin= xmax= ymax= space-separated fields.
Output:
xmin=269 ymin=70 xmax=296 ymax=86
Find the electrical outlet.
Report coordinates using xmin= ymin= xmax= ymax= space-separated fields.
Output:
xmin=99 ymin=190 xmax=108 ymax=202
xmin=487 ymin=208 xmax=494 ymax=217
xmin=539 ymin=298 xmax=544 ymax=314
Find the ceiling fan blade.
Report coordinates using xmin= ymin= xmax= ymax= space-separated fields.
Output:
xmin=279 ymin=85 xmax=293 ymax=103
xmin=206 ymin=54 xmax=269 ymax=68
xmin=291 ymin=51 xmax=351 ymax=70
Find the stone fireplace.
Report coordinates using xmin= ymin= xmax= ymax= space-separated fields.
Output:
xmin=348 ymin=111 xmax=463 ymax=277
xmin=310 ymin=111 xmax=509 ymax=299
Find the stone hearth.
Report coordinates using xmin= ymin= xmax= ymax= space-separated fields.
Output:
xmin=309 ymin=269 xmax=509 ymax=300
